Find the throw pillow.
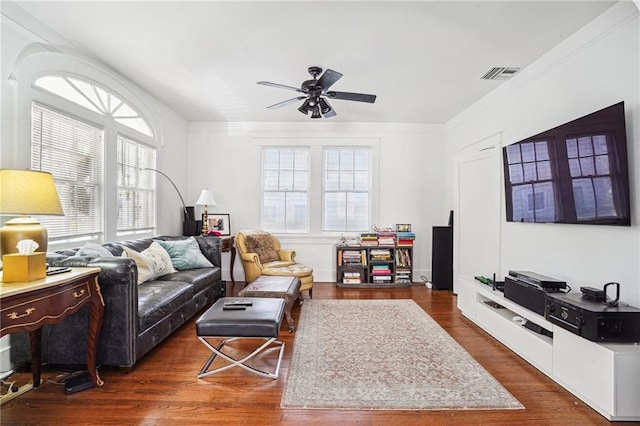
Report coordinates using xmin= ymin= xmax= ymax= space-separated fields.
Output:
xmin=73 ymin=242 xmax=113 ymax=258
xmin=121 ymin=242 xmax=176 ymax=285
xmin=121 ymin=246 xmax=155 ymax=285
xmin=245 ymin=232 xmax=279 ymax=263
xmin=156 ymin=237 xmax=214 ymax=270
xmin=143 ymin=242 xmax=177 ymax=277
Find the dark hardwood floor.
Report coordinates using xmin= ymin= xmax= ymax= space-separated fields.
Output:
xmin=1 ymin=282 xmax=620 ymax=425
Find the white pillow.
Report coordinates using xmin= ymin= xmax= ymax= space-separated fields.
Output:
xmin=121 ymin=242 xmax=176 ymax=285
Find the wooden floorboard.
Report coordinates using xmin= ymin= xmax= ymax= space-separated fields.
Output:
xmin=1 ymin=282 xmax=617 ymax=425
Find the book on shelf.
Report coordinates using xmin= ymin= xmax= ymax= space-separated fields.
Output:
xmin=343 ymin=271 xmax=361 ymax=278
xmin=372 ymin=275 xmax=392 ymax=283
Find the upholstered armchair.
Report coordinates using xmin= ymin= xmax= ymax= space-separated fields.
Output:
xmin=235 ymin=229 xmax=314 ymax=298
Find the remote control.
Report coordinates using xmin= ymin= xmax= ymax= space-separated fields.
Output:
xmin=224 ymin=301 xmax=253 ymax=306
xmin=47 ymin=267 xmax=71 ymax=276
xmin=223 ymin=306 xmax=246 ymax=311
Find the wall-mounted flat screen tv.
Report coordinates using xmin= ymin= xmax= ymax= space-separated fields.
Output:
xmin=503 ymin=102 xmax=630 ymax=226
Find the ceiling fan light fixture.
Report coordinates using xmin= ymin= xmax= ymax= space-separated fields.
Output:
xmin=311 ymin=105 xmax=321 ymax=119
xmin=319 ymin=98 xmax=332 ymax=114
xmin=298 ymin=99 xmax=311 ymax=115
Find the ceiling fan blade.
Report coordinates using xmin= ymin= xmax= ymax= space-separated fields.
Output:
xmin=257 ymin=81 xmax=304 ymax=93
xmin=317 ymin=69 xmax=343 ymax=91
xmin=267 ymin=96 xmax=308 ymax=109
xmin=327 ymin=91 xmax=376 ymax=103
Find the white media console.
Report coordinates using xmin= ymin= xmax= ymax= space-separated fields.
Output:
xmin=457 ymin=276 xmax=640 ymax=421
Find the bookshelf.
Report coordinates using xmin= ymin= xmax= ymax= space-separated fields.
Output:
xmin=336 ymin=244 xmax=413 ymax=288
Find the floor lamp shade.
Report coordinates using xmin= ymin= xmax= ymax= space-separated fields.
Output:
xmin=0 ymin=169 xmax=64 ymax=255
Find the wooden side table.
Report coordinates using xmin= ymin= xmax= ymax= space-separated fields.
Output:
xmin=0 ymin=267 xmax=104 ymax=403
xmin=220 ymin=236 xmax=236 ymax=285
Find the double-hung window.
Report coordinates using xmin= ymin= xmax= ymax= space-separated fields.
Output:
xmin=261 ymin=148 xmax=310 ymax=233
xmin=117 ymin=135 xmax=156 ymax=236
xmin=323 ymin=147 xmax=371 ymax=232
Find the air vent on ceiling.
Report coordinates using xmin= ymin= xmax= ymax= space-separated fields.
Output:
xmin=481 ymin=67 xmax=520 ymax=81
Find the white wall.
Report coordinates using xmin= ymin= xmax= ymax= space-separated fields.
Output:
xmin=188 ymin=122 xmax=445 ymax=282
xmin=1 ymin=3 xmax=191 ymax=237
xmin=446 ymin=2 xmax=640 ymax=306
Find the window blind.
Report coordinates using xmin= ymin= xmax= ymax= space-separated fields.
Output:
xmin=323 ymin=147 xmax=371 ymax=232
xmin=116 ymin=135 xmax=156 ymax=236
xmin=262 ymin=148 xmax=309 ymax=233
xmin=31 ymin=102 xmax=105 ymax=242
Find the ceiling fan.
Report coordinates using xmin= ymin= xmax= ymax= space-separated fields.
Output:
xmin=257 ymin=66 xmax=376 ymax=118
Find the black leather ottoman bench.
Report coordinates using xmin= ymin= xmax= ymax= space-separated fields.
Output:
xmin=195 ymin=297 xmax=285 ymax=379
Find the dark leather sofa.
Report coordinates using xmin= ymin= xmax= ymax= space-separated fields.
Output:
xmin=10 ymin=235 xmax=225 ymax=369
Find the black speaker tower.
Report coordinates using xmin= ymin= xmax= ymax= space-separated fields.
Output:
xmin=432 ymin=211 xmax=453 ymax=291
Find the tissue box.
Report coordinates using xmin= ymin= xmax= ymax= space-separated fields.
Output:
xmin=2 ymin=252 xmax=47 ymax=282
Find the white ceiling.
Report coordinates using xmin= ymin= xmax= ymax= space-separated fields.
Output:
xmin=12 ymin=1 xmax=618 ymax=124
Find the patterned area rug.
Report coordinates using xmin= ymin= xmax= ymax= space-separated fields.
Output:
xmin=281 ymin=299 xmax=523 ymax=410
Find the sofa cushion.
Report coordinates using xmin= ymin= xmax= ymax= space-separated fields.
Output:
xmin=137 ymin=280 xmax=194 ymax=331
xmin=156 ymin=237 xmax=214 ymax=270
xmin=245 ymin=232 xmax=279 ymax=263
xmin=159 ymin=268 xmax=221 ymax=294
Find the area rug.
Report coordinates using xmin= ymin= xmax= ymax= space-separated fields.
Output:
xmin=281 ymin=299 xmax=523 ymax=411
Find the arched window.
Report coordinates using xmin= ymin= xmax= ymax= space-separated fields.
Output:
xmin=34 ymin=75 xmax=153 ymax=137
xmin=23 ymin=66 xmax=159 ymax=244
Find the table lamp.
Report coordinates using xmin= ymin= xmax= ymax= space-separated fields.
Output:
xmin=0 ymin=169 xmax=64 ymax=255
xmin=195 ymin=189 xmax=216 ymax=235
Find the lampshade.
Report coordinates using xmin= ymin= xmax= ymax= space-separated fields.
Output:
xmin=0 ymin=169 xmax=64 ymax=215
xmin=0 ymin=169 xmax=64 ymax=255
xmin=195 ymin=189 xmax=216 ymax=207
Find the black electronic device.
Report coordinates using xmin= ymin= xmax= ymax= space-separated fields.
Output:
xmin=64 ymin=372 xmax=94 ymax=395
xmin=580 ymin=286 xmax=606 ymax=303
xmin=222 ymin=306 xmax=246 ymax=311
xmin=224 ymin=301 xmax=253 ymax=307
xmin=504 ymin=271 xmax=566 ymax=315
xmin=545 ymin=292 xmax=640 ymax=343
xmin=503 ymin=102 xmax=630 ymax=226
xmin=508 ymin=270 xmax=567 ymax=290
xmin=431 ymin=225 xmax=453 ymax=291
xmin=46 ymin=267 xmax=71 ymax=276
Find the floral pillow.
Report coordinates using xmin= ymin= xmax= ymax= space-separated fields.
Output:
xmin=155 ymin=237 xmax=213 ymax=270
xmin=245 ymin=232 xmax=279 ymax=263
xmin=121 ymin=242 xmax=176 ymax=285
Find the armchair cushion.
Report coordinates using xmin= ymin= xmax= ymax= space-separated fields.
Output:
xmin=245 ymin=232 xmax=280 ymax=263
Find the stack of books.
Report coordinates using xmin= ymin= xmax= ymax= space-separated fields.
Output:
xmin=360 ymin=233 xmax=378 ymax=247
xmin=341 ymin=250 xmax=366 ymax=266
xmin=370 ymin=249 xmax=392 ymax=261
xmin=342 ymin=271 xmax=362 ymax=284
xmin=377 ymin=231 xmax=396 ymax=247
xmin=396 ymin=231 xmax=416 ymax=246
